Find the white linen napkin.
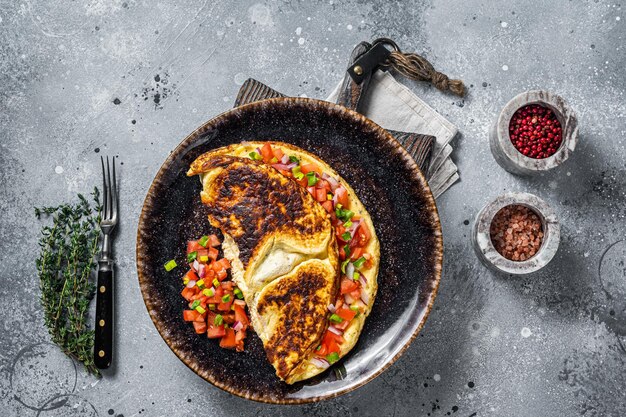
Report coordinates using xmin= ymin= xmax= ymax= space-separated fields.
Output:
xmin=326 ymin=70 xmax=459 ymax=198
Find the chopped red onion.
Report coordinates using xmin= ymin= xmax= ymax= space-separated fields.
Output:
xmin=359 ymin=276 xmax=367 ymax=288
xmin=344 ymin=294 xmax=355 ymax=304
xmin=281 ymin=155 xmax=290 ymax=164
xmin=192 ymin=260 xmax=200 ymax=272
xmin=311 ymin=357 xmax=330 ymax=369
xmin=255 ymin=147 xmax=262 ymax=155
xmin=234 ymin=299 xmax=246 ymax=307
xmin=197 ymin=263 xmax=207 ymax=278
xmin=328 ymin=303 xmax=336 ymax=313
xmin=322 ymin=173 xmax=340 ymax=192
xmin=328 ymin=326 xmax=343 ymax=336
xmin=233 ymin=321 xmax=243 ymax=332
xmin=272 ymin=163 xmax=296 ymax=171
xmin=186 ymin=280 xmax=197 ymax=289
xmin=360 ymin=288 xmax=370 ymax=305
xmin=346 ymin=262 xmax=355 ymax=280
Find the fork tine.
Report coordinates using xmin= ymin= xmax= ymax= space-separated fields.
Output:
xmin=111 ymin=157 xmax=117 ymax=220
xmin=106 ymin=156 xmax=112 ymax=220
xmin=101 ymin=156 xmax=108 ymax=219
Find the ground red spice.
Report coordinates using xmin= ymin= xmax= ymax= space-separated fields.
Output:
xmin=509 ymin=104 xmax=562 ymax=159
xmin=490 ymin=205 xmax=544 ymax=261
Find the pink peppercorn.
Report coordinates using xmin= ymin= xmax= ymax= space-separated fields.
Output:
xmin=509 ymin=104 xmax=562 ymax=159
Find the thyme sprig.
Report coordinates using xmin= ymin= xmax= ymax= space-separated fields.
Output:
xmin=35 ymin=187 xmax=102 ymax=376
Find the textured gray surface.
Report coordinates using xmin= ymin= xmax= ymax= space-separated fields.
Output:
xmin=1 ymin=0 xmax=625 ymax=416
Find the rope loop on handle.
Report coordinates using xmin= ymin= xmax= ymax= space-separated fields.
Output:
xmin=371 ymin=39 xmax=465 ymax=97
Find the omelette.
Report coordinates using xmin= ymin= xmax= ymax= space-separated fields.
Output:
xmin=187 ymin=142 xmax=380 ymax=384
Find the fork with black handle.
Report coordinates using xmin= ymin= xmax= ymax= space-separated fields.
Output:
xmin=95 ymin=156 xmax=117 ymax=369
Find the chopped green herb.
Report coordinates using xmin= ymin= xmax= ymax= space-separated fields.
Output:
xmin=353 ymin=257 xmax=366 ymax=269
xmin=201 ymin=288 xmax=212 ymax=297
xmin=270 ymin=157 xmax=279 ymax=163
xmin=335 ymin=207 xmax=354 ymax=222
xmin=327 ymin=193 xmax=333 ymax=200
xmin=208 ymin=304 xmax=216 ymax=310
xmin=343 ymin=220 xmax=353 ymax=228
xmin=316 ymin=345 xmax=321 ymax=351
xmin=195 ymin=305 xmax=206 ymax=314
xmin=183 ymin=277 xmax=190 ymax=285
xmin=212 ymin=278 xmax=219 ymax=288
xmin=164 ymin=259 xmax=177 ymax=271
xmin=289 ymin=155 xmax=299 ymax=164
xmin=198 ymin=235 xmax=210 ymax=247
xmin=341 ymin=232 xmax=352 ymax=241
xmin=326 ymin=352 xmax=340 ymax=364
xmin=196 ymin=279 xmax=205 ymax=289
xmin=249 ymin=151 xmax=262 ymax=161
xmin=190 ymin=300 xmax=200 ymax=310
xmin=292 ymin=166 xmax=304 ymax=180
xmin=234 ymin=288 xmax=243 ymax=299
xmin=187 ymin=251 xmax=197 ymax=263
xmin=221 ymin=294 xmax=231 ymax=303
xmin=306 ymin=172 xmax=318 ymax=186
xmin=214 ymin=314 xmax=224 ymax=326
xmin=329 ymin=313 xmax=343 ymax=323
xmin=341 ymin=259 xmax=350 ymax=274
xmin=344 ymin=245 xmax=351 ymax=258
xmin=350 ymin=305 xmax=360 ymax=312
xmin=353 ymin=271 xmax=360 ymax=281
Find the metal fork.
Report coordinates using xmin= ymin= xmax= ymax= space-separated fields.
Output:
xmin=94 ymin=156 xmax=118 ymax=369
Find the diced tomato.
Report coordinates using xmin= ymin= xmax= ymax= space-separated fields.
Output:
xmin=350 ymin=246 xmax=364 ymax=261
xmin=193 ymin=321 xmax=207 ymax=334
xmin=339 ymin=245 xmax=346 ymax=261
xmin=322 ymin=331 xmax=340 ymax=354
xmin=327 ymin=329 xmax=345 ymax=344
xmin=272 ymin=146 xmax=285 ymax=161
xmin=208 ymin=247 xmax=219 ymax=261
xmin=219 ymin=328 xmax=237 ymax=348
xmin=207 ymin=324 xmax=226 ymax=339
xmin=216 ymin=269 xmax=228 ymax=281
xmin=215 ymin=258 xmax=231 ymax=270
xmin=335 ymin=297 xmax=344 ymax=310
xmin=336 ymin=307 xmax=357 ymax=322
xmin=183 ymin=309 xmax=200 ymax=322
xmin=234 ymin=304 xmax=249 ymax=327
xmin=301 ymin=163 xmax=322 ymax=175
xmin=349 ymin=288 xmax=361 ymax=300
xmin=297 ymin=177 xmax=308 ymax=187
xmin=321 ymin=200 xmax=334 ymax=213
xmin=204 ymin=268 xmax=216 ymax=280
xmin=334 ymin=187 xmax=349 ymax=208
xmin=315 ymin=188 xmax=327 ymax=203
xmin=235 ymin=330 xmax=246 ymax=352
xmin=187 ymin=240 xmax=204 ymax=253
xmin=181 ymin=287 xmax=196 ymax=301
xmin=334 ymin=319 xmax=350 ymax=331
xmin=316 ymin=344 xmax=328 ymax=356
xmin=195 ymin=249 xmax=209 ymax=260
xmin=221 ymin=313 xmax=236 ymax=325
xmin=335 ymin=224 xmax=347 ymax=241
xmin=206 ymin=286 xmax=224 ymax=304
xmin=340 ymin=278 xmax=359 ymax=295
xmin=184 ymin=269 xmax=199 ymax=282
xmin=307 ymin=186 xmax=316 ymax=196
xmin=217 ymin=300 xmax=233 ymax=311
xmin=354 ymin=223 xmax=371 ymax=247
xmin=207 ymin=234 xmax=221 ymax=247
xmin=260 ymin=143 xmax=274 ymax=162
xmin=317 ymin=179 xmax=331 ymax=192
xmin=221 ymin=281 xmax=234 ymax=291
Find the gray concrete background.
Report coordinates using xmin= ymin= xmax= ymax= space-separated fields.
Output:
xmin=1 ymin=0 xmax=625 ymax=416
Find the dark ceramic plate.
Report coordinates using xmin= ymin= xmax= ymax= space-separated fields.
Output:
xmin=136 ymin=97 xmax=443 ymax=404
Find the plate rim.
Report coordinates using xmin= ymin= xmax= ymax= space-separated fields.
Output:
xmin=135 ymin=96 xmax=443 ymax=404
